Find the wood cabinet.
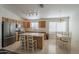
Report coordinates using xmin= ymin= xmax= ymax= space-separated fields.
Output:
xmin=2 ymin=35 xmax=16 ymax=47
xmin=16 ymin=32 xmax=19 ymax=41
xmin=33 ymin=36 xmax=43 ymax=49
xmin=39 ymin=21 xmax=46 ymax=28
xmin=23 ymin=20 xmax=31 ymax=28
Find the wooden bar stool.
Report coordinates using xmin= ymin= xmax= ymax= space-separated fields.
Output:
xmin=27 ymin=35 xmax=37 ymax=52
xmin=19 ymin=35 xmax=27 ymax=50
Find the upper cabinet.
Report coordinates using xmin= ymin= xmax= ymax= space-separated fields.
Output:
xmin=39 ymin=20 xmax=46 ymax=28
xmin=23 ymin=19 xmax=31 ymax=28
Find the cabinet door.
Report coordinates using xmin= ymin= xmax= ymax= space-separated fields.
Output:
xmin=27 ymin=22 xmax=30 ymax=28
xmin=3 ymin=36 xmax=16 ymax=47
xmin=39 ymin=21 xmax=46 ymax=28
xmin=23 ymin=21 xmax=31 ymax=28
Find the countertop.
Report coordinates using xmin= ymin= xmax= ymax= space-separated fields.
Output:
xmin=19 ymin=32 xmax=44 ymax=37
xmin=25 ymin=28 xmax=47 ymax=33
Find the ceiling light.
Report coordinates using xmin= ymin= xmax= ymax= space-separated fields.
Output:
xmin=25 ymin=9 xmax=40 ymax=19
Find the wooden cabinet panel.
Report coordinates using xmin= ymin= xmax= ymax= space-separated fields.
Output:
xmin=39 ymin=21 xmax=46 ymax=28
xmin=23 ymin=20 xmax=31 ymax=28
xmin=16 ymin=32 xmax=19 ymax=41
xmin=3 ymin=36 xmax=16 ymax=47
xmin=27 ymin=22 xmax=30 ymax=28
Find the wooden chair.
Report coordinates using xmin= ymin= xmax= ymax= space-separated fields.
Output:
xmin=27 ymin=35 xmax=37 ymax=52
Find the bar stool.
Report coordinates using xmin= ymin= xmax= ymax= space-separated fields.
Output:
xmin=27 ymin=35 xmax=37 ymax=52
xmin=19 ymin=35 xmax=27 ymax=50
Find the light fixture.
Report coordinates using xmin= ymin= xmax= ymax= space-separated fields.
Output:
xmin=25 ymin=9 xmax=40 ymax=19
xmin=26 ymin=9 xmax=39 ymax=16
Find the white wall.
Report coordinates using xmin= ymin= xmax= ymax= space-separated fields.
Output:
xmin=69 ymin=12 xmax=79 ymax=53
xmin=0 ymin=6 xmax=21 ymax=20
xmin=0 ymin=6 xmax=21 ymax=49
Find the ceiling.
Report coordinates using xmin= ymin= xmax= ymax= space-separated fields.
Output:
xmin=1 ymin=4 xmax=79 ymax=19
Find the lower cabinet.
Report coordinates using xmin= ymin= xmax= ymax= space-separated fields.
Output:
xmin=3 ymin=36 xmax=16 ymax=47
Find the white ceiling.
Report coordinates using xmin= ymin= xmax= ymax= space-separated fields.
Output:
xmin=1 ymin=4 xmax=79 ymax=19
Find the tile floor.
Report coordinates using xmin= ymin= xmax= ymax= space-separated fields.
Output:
xmin=3 ymin=38 xmax=71 ymax=54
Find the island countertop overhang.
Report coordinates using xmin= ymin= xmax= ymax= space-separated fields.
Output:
xmin=19 ymin=32 xmax=45 ymax=37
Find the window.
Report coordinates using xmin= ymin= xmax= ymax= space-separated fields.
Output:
xmin=31 ymin=22 xmax=38 ymax=29
xmin=49 ymin=21 xmax=66 ymax=32
xmin=57 ymin=22 xmax=66 ymax=32
xmin=49 ymin=22 xmax=57 ymax=32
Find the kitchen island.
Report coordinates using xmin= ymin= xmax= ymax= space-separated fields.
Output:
xmin=19 ymin=32 xmax=45 ymax=50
